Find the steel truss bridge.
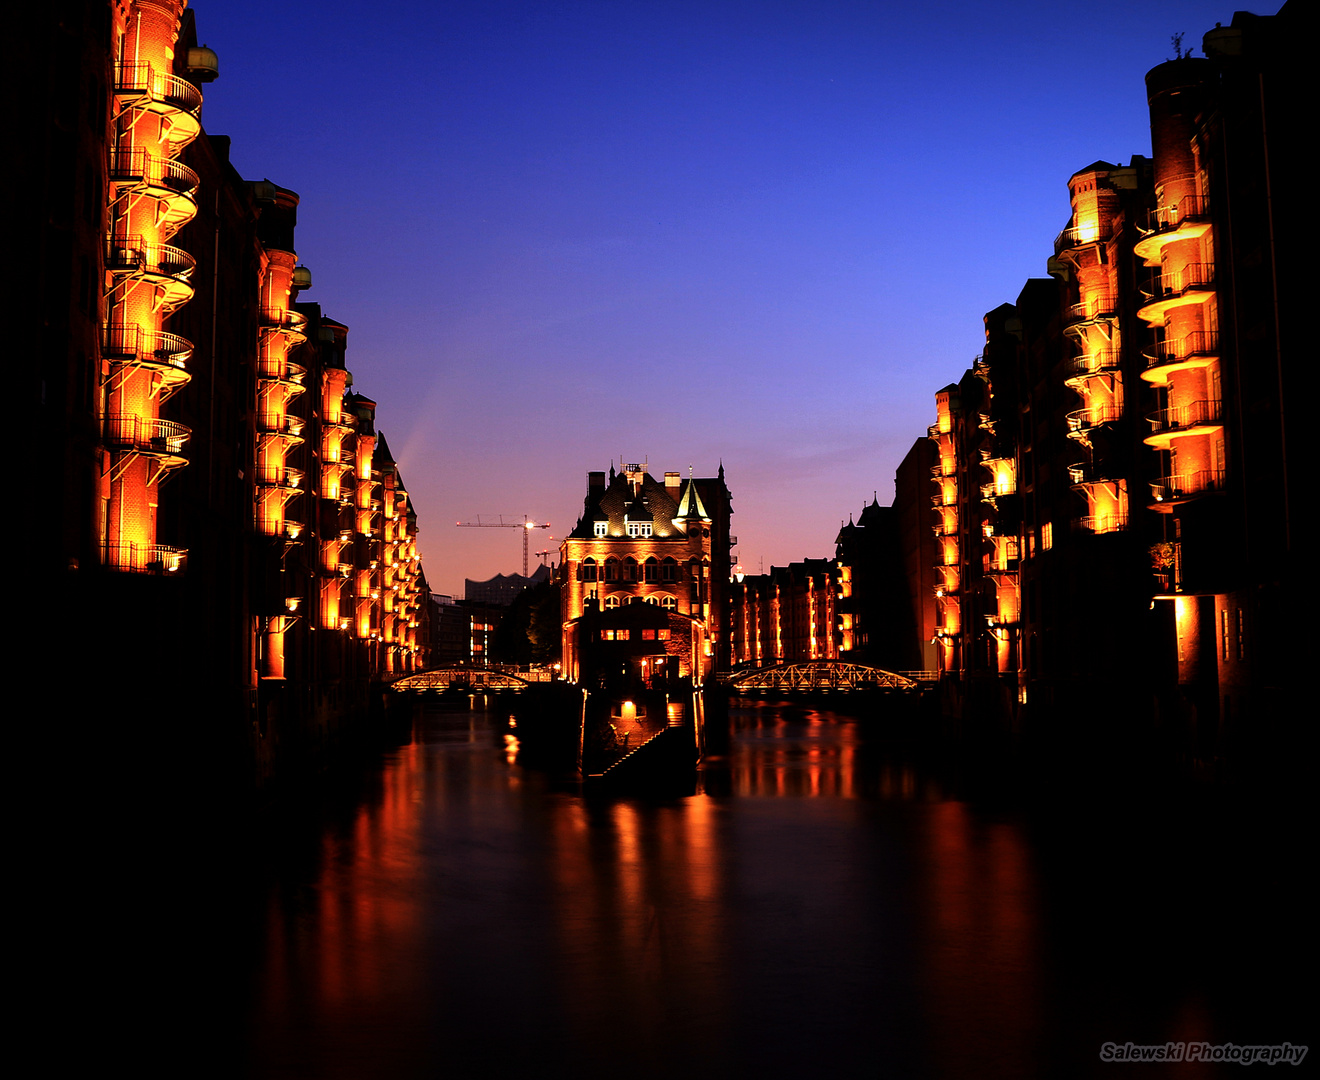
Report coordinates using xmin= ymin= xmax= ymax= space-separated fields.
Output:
xmin=723 ymin=661 xmax=919 ymax=693
xmin=392 ymin=666 xmax=542 ymax=692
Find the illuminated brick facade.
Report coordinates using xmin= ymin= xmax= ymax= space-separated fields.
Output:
xmin=560 ymin=464 xmax=732 ymax=683
xmin=898 ymin=7 xmax=1299 ymax=750
xmin=99 ymin=0 xmax=210 ymax=573
xmin=729 ymin=559 xmax=838 ymax=667
xmin=36 ymin=1 xmax=431 ymax=792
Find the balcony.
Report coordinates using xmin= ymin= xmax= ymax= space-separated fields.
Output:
xmin=1065 ymin=293 xmax=1118 ymax=330
xmin=257 ymin=465 xmax=305 ymax=490
xmin=259 ymin=307 xmax=309 ymax=344
xmin=102 ymin=413 xmax=190 ymax=457
xmin=1065 ymin=349 xmax=1121 ymax=384
xmin=113 ymin=62 xmax=203 ymax=148
xmin=1144 ymin=399 xmax=1223 ymax=447
xmin=102 ymin=325 xmax=192 ymax=397
xmin=1140 ymin=331 xmax=1219 ymax=384
xmin=1133 ymin=195 xmax=1211 ymax=261
xmin=1054 ymin=222 xmax=1108 ymax=255
xmin=1066 ymin=404 xmax=1123 ymax=438
xmin=1149 ymin=469 xmax=1226 ymax=506
xmin=105 ymin=235 xmax=196 ymax=308
xmin=1074 ymin=513 xmax=1129 ymax=535
xmin=257 ymin=412 xmax=306 ymax=442
xmin=256 ymin=357 xmax=308 ymax=385
xmin=1137 ymin=263 xmax=1216 ymax=323
xmin=1067 ymin=461 xmax=1117 ymax=487
xmin=108 ymin=147 xmax=199 ymax=233
xmin=100 ymin=541 xmax=188 ymax=575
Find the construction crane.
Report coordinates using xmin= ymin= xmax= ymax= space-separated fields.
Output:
xmin=456 ymin=515 xmax=551 ymax=577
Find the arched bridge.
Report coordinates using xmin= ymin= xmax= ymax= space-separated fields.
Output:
xmin=724 ymin=661 xmax=919 ymax=693
xmin=392 ymin=666 xmax=535 ymax=692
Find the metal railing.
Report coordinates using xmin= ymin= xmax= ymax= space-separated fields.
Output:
xmin=1067 ymin=349 xmax=1121 ymax=378
xmin=1075 ymin=513 xmax=1129 ymax=534
xmin=1066 ymin=405 xmax=1123 ymax=433
xmin=256 ymin=466 xmax=305 ymax=488
xmin=257 ymin=412 xmax=306 ymax=436
xmin=1147 ymin=399 xmax=1222 ymax=436
xmin=100 ymin=541 xmax=188 ymax=574
xmin=1141 ymin=195 xmax=1208 ymax=236
xmin=102 ymin=413 xmax=190 ymax=454
xmin=1149 ymin=469 xmax=1226 ymax=502
xmin=108 ymin=146 xmax=200 ymax=196
xmin=103 ymin=325 xmax=191 ymax=368
xmin=256 ymin=357 xmax=307 ymax=383
xmin=1066 ymin=293 xmax=1117 ymax=324
xmin=1054 ymin=223 xmax=1107 ymax=255
xmin=114 ymin=62 xmax=203 ymax=116
xmin=1144 ymin=262 xmax=1215 ymax=300
xmin=1143 ymin=330 xmax=1219 ymax=369
xmin=105 ymin=235 xmax=196 ymax=282
xmin=1068 ymin=461 xmax=1115 ymax=485
xmin=259 ymin=307 xmax=309 ymax=333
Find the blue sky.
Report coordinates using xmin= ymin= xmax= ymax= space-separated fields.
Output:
xmin=192 ymin=0 xmax=1245 ymax=596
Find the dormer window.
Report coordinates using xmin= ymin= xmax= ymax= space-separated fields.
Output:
xmin=594 ymin=522 xmax=607 ymax=537
xmin=626 ymin=522 xmax=652 ymax=538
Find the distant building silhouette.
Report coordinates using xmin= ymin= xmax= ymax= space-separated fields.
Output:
xmin=465 ymin=566 xmax=551 ymax=606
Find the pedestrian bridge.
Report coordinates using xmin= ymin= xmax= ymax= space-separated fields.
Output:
xmin=392 ymin=666 xmax=545 ymax=692
xmin=723 ymin=661 xmax=921 ymax=693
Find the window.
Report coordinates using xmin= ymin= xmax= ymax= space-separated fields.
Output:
xmin=1041 ymin=522 xmax=1053 ymax=551
xmin=644 ymin=557 xmax=658 ymax=582
xmin=594 ymin=522 xmax=607 ymax=537
xmin=604 ymin=595 xmax=621 ymax=609
xmin=581 ymin=558 xmax=597 ymax=582
xmin=661 ymin=558 xmax=677 ymax=582
xmin=604 ymin=558 xmax=619 ymax=581
xmin=623 ymin=558 xmax=638 ymax=582
xmin=626 ymin=522 xmax=653 ymax=538
xmin=660 ymin=596 xmax=677 ymax=610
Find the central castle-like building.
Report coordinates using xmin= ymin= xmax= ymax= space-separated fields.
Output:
xmin=559 ymin=463 xmax=732 ymax=684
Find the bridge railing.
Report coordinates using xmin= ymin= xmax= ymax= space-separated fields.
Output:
xmin=724 ymin=660 xmax=920 ymax=692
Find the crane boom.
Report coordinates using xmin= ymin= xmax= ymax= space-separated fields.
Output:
xmin=455 ymin=515 xmax=550 ymax=577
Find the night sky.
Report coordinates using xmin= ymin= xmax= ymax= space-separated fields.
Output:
xmin=191 ymin=0 xmax=1240 ymax=598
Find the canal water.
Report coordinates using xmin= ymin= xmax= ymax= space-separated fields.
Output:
xmin=177 ymin=700 xmax=1307 ymax=1078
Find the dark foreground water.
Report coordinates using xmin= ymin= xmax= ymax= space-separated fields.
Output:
xmin=148 ymin=701 xmax=1309 ymax=1079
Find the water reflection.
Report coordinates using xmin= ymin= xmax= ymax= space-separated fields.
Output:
xmin=234 ymin=700 xmax=1301 ymax=1079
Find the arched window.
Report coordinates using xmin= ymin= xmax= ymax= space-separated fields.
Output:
xmin=581 ymin=558 xmax=597 ymax=582
xmin=661 ymin=557 xmax=677 ymax=582
xmin=604 ymin=557 xmax=619 ymax=582
xmin=659 ymin=595 xmax=677 ymax=610
xmin=623 ymin=557 xmax=638 ymax=582
xmin=644 ymin=557 xmax=658 ymax=582
xmin=604 ymin=595 xmax=621 ymax=609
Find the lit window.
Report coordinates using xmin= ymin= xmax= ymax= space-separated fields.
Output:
xmin=594 ymin=522 xmax=607 ymax=537
xmin=1041 ymin=522 xmax=1053 ymax=551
